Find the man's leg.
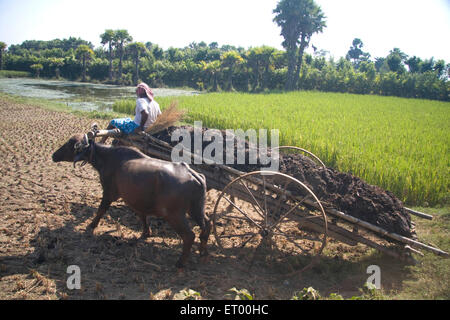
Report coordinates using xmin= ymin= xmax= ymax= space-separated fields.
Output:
xmin=99 ymin=122 xmax=115 ymax=144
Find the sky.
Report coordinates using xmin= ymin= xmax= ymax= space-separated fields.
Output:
xmin=1 ymin=0 xmax=449 ymax=61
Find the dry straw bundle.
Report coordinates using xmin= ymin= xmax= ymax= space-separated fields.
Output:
xmin=145 ymin=101 xmax=186 ymax=135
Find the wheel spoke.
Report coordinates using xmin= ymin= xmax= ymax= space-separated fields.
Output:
xmin=274 ymin=180 xmax=291 ymax=218
xmin=222 ymin=195 xmax=263 ymax=230
xmin=269 ymin=194 xmax=311 ymax=229
xmin=240 ymin=233 xmax=259 ymax=248
xmin=263 ymin=175 xmax=268 ymax=228
xmin=218 ymin=232 xmax=258 ymax=239
xmin=213 ymin=170 xmax=327 ymax=266
xmin=219 ymin=214 xmax=254 ymax=223
xmin=238 ymin=179 xmax=266 ymax=221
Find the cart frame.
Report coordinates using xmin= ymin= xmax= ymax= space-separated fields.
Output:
xmin=90 ymin=128 xmax=448 ymax=266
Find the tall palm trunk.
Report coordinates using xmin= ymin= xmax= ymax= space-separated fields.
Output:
xmin=134 ymin=56 xmax=139 ymax=85
xmin=295 ymin=35 xmax=308 ymax=89
xmin=253 ymin=67 xmax=259 ymax=91
xmin=118 ymin=43 xmax=124 ymax=81
xmin=108 ymin=42 xmax=113 ymax=81
xmin=82 ymin=55 xmax=87 ymax=82
xmin=262 ymin=67 xmax=268 ymax=90
xmin=212 ymin=72 xmax=218 ymax=91
xmin=285 ymin=47 xmax=297 ymax=91
xmin=227 ymin=68 xmax=234 ymax=91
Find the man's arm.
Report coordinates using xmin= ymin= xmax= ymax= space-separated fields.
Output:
xmin=136 ymin=110 xmax=148 ymax=132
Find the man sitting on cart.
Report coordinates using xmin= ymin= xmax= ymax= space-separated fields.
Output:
xmin=100 ymin=82 xmax=161 ymax=144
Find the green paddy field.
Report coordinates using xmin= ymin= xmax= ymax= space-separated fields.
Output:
xmin=114 ymin=91 xmax=450 ymax=206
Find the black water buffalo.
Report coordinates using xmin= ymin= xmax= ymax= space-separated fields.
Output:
xmin=52 ymin=134 xmax=210 ymax=268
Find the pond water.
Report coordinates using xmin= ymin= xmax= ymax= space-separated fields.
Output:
xmin=0 ymin=78 xmax=199 ymax=112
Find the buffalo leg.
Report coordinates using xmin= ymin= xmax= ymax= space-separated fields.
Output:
xmin=198 ymin=216 xmax=211 ymax=257
xmin=87 ymin=198 xmax=112 ymax=231
xmin=166 ymin=213 xmax=195 ymax=268
xmin=139 ymin=215 xmax=151 ymax=239
xmin=188 ymin=196 xmax=210 ymax=257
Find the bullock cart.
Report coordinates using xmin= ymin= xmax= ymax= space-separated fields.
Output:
xmin=90 ymin=127 xmax=448 ymax=273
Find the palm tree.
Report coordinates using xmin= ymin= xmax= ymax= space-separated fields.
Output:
xmin=247 ymin=46 xmax=276 ymax=91
xmin=30 ymin=63 xmax=43 ymax=78
xmin=75 ymin=44 xmax=94 ymax=82
xmin=114 ymin=29 xmax=132 ymax=82
xmin=126 ymin=42 xmax=148 ymax=85
xmin=0 ymin=42 xmax=6 ymax=70
xmin=100 ymin=29 xmax=115 ymax=81
xmin=49 ymin=57 xmax=64 ymax=79
xmin=221 ymin=51 xmax=244 ymax=91
xmin=203 ymin=60 xmax=221 ymax=91
xmin=273 ymin=0 xmax=326 ymax=90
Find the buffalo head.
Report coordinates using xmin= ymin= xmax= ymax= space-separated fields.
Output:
xmin=52 ymin=134 xmax=92 ymax=166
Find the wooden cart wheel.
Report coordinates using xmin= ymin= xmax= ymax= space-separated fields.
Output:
xmin=213 ymin=170 xmax=327 ymax=274
xmin=273 ymin=146 xmax=326 ymax=169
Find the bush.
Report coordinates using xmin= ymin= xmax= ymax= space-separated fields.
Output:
xmin=0 ymin=70 xmax=30 ymax=78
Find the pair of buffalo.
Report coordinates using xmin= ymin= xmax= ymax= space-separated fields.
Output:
xmin=52 ymin=134 xmax=211 ymax=268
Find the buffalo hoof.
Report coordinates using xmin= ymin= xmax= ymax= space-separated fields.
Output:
xmin=140 ymin=231 xmax=151 ymax=240
xmin=85 ymin=224 xmax=96 ymax=235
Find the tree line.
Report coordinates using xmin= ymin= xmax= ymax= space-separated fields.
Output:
xmin=0 ymin=0 xmax=448 ymax=101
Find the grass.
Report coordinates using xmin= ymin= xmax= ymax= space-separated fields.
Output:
xmin=0 ymin=70 xmax=31 ymax=78
xmin=113 ymin=91 xmax=450 ymax=206
xmin=4 ymin=89 xmax=447 ymax=206
xmin=289 ymin=206 xmax=449 ymax=300
xmin=0 ymin=91 xmax=448 ymax=300
xmin=391 ymin=206 xmax=450 ymax=299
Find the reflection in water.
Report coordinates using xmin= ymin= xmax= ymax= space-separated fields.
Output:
xmin=0 ymin=78 xmax=199 ymax=112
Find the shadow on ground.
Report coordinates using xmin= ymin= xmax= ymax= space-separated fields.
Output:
xmin=0 ymin=201 xmax=415 ymax=299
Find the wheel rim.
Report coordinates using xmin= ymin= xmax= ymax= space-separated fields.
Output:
xmin=213 ymin=170 xmax=328 ymax=274
xmin=273 ymin=146 xmax=326 ymax=169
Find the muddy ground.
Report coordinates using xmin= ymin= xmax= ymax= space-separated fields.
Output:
xmin=0 ymin=98 xmax=411 ymax=300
